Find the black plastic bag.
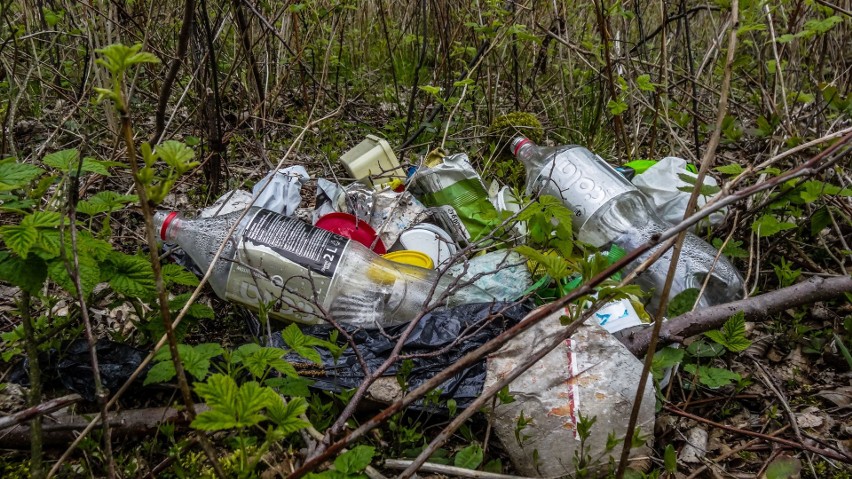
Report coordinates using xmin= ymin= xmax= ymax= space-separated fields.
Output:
xmin=266 ymin=302 xmax=529 ymax=409
xmin=10 ymin=339 xmax=150 ymax=402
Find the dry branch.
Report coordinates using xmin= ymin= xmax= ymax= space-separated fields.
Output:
xmin=0 ymin=394 xmax=82 ymax=431
xmin=0 ymin=404 xmax=207 ymax=448
xmin=622 ymin=275 xmax=852 ymax=356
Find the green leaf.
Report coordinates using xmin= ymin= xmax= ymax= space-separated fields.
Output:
xmin=607 ymin=98 xmax=628 ymax=116
xmin=776 ymin=33 xmax=797 ymax=43
xmin=712 ymin=238 xmax=749 ymax=259
xmin=798 ymin=180 xmax=849 ymax=204
xmin=714 ymin=163 xmax=743 ymax=175
xmin=636 ymin=74 xmax=656 ymax=92
xmin=265 ymin=376 xmax=313 ymax=397
xmin=156 ymin=141 xmax=198 ymax=175
xmin=76 ymin=191 xmax=137 ymax=215
xmin=169 ymin=294 xmax=214 ymax=320
xmin=179 ymin=344 xmax=216 ymax=381
xmin=0 ymin=161 xmax=44 ymax=191
xmin=810 ymin=207 xmax=832 ymax=236
xmin=652 ymin=347 xmax=683 ymax=380
xmin=281 ymin=323 xmax=323 ymax=364
xmin=74 ymin=231 xmax=113 ymax=261
xmin=144 ymin=360 xmax=176 ymax=385
xmin=0 ymin=251 xmax=47 ymax=294
xmin=267 ymin=396 xmax=310 ymax=434
xmin=803 ymin=15 xmax=842 ymax=35
xmin=419 ymin=85 xmax=442 ymax=96
xmin=752 ymin=214 xmax=796 ymax=237
xmin=103 ymin=252 xmax=155 ymax=299
xmin=483 ymin=459 xmax=503 ymax=474
xmin=676 ymin=173 xmax=721 ymax=196
xmin=334 ymin=445 xmax=375 ymax=474
xmin=514 ymin=246 xmax=570 ymax=280
xmin=704 ymin=311 xmax=751 ymax=352
xmin=47 ymin=254 xmax=100 ymax=297
xmin=161 ymin=263 xmax=199 ymax=287
xmin=454 ymin=443 xmax=483 ymax=470
xmin=43 ymin=149 xmax=113 ymax=176
xmin=668 ymin=288 xmax=699 ymax=317
xmin=765 ymin=455 xmax=802 ymax=479
xmin=192 ymin=375 xmax=277 ymax=431
xmin=664 ymin=444 xmax=677 ymax=472
xmin=686 ymin=339 xmax=726 ymax=358
xmin=234 ymin=344 xmax=298 ymax=379
xmin=683 ymin=364 xmax=741 ymax=388
xmin=0 ymin=223 xmax=38 ymax=258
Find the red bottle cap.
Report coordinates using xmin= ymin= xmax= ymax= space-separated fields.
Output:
xmin=160 ymin=212 xmax=178 ymax=241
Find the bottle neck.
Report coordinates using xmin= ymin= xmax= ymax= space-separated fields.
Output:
xmin=154 ymin=211 xmax=182 ymax=242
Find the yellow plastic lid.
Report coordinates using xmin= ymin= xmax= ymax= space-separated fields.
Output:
xmin=382 ymin=250 xmax=435 ymax=269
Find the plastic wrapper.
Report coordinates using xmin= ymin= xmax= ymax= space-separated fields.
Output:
xmin=447 ymin=250 xmax=532 ymax=301
xmin=632 ymin=156 xmax=725 ymax=229
xmin=485 ymin=308 xmax=655 ymax=477
xmin=266 ymin=302 xmax=529 ymax=409
xmin=249 ymin=165 xmax=310 ymax=217
xmin=408 ymin=153 xmax=502 ymax=243
xmin=343 ymin=183 xmax=430 ymax=247
xmin=313 ymin=178 xmax=346 ymax=223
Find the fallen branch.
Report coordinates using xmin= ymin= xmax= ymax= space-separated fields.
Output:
xmin=382 ymin=459 xmax=538 ymax=479
xmin=622 ymin=275 xmax=852 ymax=356
xmin=0 ymin=394 xmax=82 ymax=431
xmin=0 ymin=404 xmax=207 ymax=448
xmin=664 ymin=405 xmax=852 ymax=463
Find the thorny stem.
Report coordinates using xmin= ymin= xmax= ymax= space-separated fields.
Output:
xmin=116 ymin=97 xmax=226 ymax=479
xmin=20 ymin=291 xmax=43 ymax=479
xmin=63 ymin=171 xmax=116 ymax=478
xmin=616 ymin=1 xmax=738 ymax=475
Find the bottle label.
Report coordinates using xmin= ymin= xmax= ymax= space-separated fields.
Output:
xmin=225 ymin=209 xmax=350 ymax=324
xmin=531 ymin=148 xmax=635 ymax=228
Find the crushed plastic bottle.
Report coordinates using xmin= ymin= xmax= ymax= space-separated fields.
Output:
xmin=511 ymin=137 xmax=744 ymax=312
xmin=154 ymin=207 xmax=493 ymax=328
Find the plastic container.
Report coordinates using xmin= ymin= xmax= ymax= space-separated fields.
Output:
xmin=315 ymin=212 xmax=387 ymax=254
xmin=154 ymin=207 xmax=492 ymax=328
xmin=393 ymin=223 xmax=458 ymax=268
xmin=511 ymin=137 xmax=744 ymax=313
xmin=339 ymin=135 xmax=405 ymax=187
xmin=382 ymin=250 xmax=434 ymax=269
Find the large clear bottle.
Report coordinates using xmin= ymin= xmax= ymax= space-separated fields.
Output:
xmin=154 ymin=207 xmax=492 ymax=328
xmin=511 ymin=137 xmax=743 ymax=312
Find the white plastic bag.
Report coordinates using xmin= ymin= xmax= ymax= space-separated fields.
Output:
xmin=632 ymin=157 xmax=725 ymax=229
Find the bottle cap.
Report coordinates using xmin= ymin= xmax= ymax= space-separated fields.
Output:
xmin=382 ymin=250 xmax=434 ymax=269
xmin=315 ymin=212 xmax=386 ymax=254
xmin=154 ymin=211 xmax=178 ymax=241
xmin=511 ymin=136 xmax=531 ymax=156
xmin=395 ymin=224 xmax=457 ymax=267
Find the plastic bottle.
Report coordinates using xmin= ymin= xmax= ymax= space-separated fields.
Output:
xmin=511 ymin=137 xmax=743 ymax=312
xmin=154 ymin=207 xmax=492 ymax=328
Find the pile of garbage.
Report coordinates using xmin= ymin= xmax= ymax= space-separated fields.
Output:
xmin=149 ymin=134 xmax=744 ymax=476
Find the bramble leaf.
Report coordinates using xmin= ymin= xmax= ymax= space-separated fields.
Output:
xmin=684 ymin=364 xmax=741 ymax=388
xmin=752 ymin=214 xmax=796 ymax=237
xmin=0 ymin=161 xmax=44 ymax=191
xmin=454 ymin=443 xmax=483 ymax=470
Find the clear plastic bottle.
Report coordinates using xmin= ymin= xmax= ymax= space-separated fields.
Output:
xmin=154 ymin=207 xmax=492 ymax=328
xmin=511 ymin=137 xmax=743 ymax=312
